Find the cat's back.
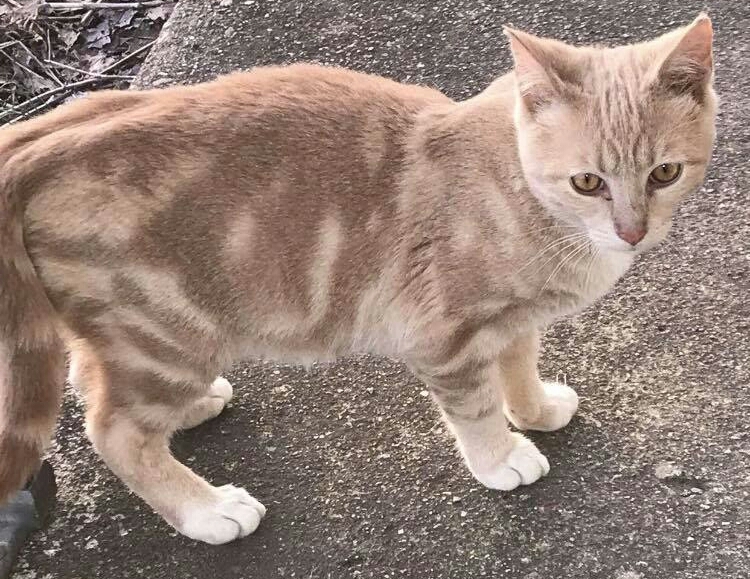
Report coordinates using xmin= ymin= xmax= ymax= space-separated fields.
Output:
xmin=1 ymin=63 xmax=452 ymax=193
xmin=112 ymin=63 xmax=453 ymax=138
xmin=216 ymin=63 xmax=450 ymax=112
xmin=6 ymin=63 xmax=453 ymax=255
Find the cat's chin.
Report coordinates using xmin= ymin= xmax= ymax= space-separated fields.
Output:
xmin=606 ymin=245 xmax=638 ymax=255
xmin=587 ymin=236 xmax=637 ymax=255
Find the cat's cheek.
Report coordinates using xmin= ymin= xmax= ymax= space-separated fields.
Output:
xmin=524 ymin=178 xmax=590 ymax=229
xmin=580 ymin=213 xmax=622 ymax=250
xmin=645 ymin=195 xmax=679 ymax=248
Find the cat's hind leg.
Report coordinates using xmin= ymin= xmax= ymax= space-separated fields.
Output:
xmin=180 ymin=376 xmax=233 ymax=430
xmin=81 ymin=359 xmax=264 ymax=544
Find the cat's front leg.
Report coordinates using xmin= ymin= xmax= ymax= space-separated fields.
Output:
xmin=412 ymin=359 xmax=549 ymax=491
xmin=499 ymin=329 xmax=579 ymax=432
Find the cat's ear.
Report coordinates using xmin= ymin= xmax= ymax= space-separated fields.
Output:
xmin=654 ymin=14 xmax=714 ymax=102
xmin=503 ymin=27 xmax=582 ymax=114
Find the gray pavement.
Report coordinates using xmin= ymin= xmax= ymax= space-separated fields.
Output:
xmin=14 ymin=1 xmax=750 ymax=578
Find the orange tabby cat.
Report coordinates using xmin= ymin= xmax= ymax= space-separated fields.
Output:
xmin=0 ymin=15 xmax=715 ymax=544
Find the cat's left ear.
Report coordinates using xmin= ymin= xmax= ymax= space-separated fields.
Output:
xmin=654 ymin=14 xmax=714 ymax=102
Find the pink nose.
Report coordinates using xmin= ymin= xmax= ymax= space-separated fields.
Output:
xmin=615 ymin=224 xmax=647 ymax=246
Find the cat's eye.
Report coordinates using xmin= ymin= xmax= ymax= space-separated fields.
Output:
xmin=649 ymin=163 xmax=682 ymax=186
xmin=570 ymin=172 xmax=605 ymax=195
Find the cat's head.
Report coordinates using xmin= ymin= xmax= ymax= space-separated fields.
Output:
xmin=506 ymin=15 xmax=716 ymax=253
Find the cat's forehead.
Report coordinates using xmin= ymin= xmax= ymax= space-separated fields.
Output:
xmin=583 ymin=54 xmax=663 ymax=173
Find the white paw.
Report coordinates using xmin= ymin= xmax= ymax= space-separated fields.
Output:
xmin=210 ymin=376 xmax=233 ymax=404
xmin=537 ymin=381 xmax=579 ymax=431
xmin=505 ymin=382 xmax=579 ymax=432
xmin=471 ymin=433 xmax=550 ymax=491
xmin=176 ymin=485 xmax=266 ymax=545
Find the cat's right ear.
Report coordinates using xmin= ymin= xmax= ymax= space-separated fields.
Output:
xmin=504 ymin=27 xmax=581 ymax=115
xmin=653 ymin=14 xmax=714 ymax=103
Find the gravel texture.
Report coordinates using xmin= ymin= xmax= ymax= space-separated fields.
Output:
xmin=14 ymin=1 xmax=750 ymax=578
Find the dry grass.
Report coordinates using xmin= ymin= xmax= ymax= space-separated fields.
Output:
xmin=0 ymin=0 xmax=174 ymax=125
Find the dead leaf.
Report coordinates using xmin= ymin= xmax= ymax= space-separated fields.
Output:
xmin=115 ymin=8 xmax=136 ymax=28
xmin=58 ymin=29 xmax=80 ymax=49
xmin=146 ymin=5 xmax=172 ymax=21
xmin=10 ymin=47 xmax=35 ymax=69
xmin=6 ymin=1 xmax=42 ymax=24
xmin=84 ymin=51 xmax=116 ymax=75
xmin=13 ymin=64 xmax=55 ymax=93
xmin=84 ymin=20 xmax=111 ymax=50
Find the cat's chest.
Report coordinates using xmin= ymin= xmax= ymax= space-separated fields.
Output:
xmin=520 ymin=249 xmax=634 ymax=324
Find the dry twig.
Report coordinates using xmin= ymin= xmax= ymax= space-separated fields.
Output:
xmin=80 ymin=0 xmax=104 ymax=26
xmin=7 ymin=94 xmax=60 ymax=124
xmin=16 ymin=40 xmax=64 ymax=86
xmin=42 ymin=1 xmax=169 ymax=11
xmin=0 ymin=75 xmax=131 ymax=123
xmin=0 ymin=48 xmax=56 ymax=87
xmin=45 ymin=58 xmax=126 ymax=79
xmin=99 ymin=39 xmax=155 ymax=74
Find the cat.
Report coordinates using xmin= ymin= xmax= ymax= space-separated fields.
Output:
xmin=0 ymin=14 xmax=716 ymax=545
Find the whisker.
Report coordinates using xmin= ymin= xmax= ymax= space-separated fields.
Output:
xmin=517 ymin=232 xmax=589 ymax=273
xmin=570 ymin=244 xmax=592 ymax=274
xmin=526 ymin=235 xmax=588 ymax=277
xmin=538 ymin=240 xmax=591 ymax=294
xmin=583 ymin=246 xmax=600 ymax=291
xmin=530 ymin=224 xmax=580 ymax=234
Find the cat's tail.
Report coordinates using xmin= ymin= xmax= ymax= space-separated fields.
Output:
xmin=0 ymin=141 xmax=65 ymax=503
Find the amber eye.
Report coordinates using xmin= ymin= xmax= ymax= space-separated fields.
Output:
xmin=649 ymin=163 xmax=682 ymax=186
xmin=570 ymin=172 xmax=604 ymax=195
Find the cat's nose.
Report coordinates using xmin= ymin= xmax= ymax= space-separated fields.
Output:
xmin=615 ymin=223 xmax=647 ymax=246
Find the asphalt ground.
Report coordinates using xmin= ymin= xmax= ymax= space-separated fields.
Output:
xmin=13 ymin=1 xmax=750 ymax=578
